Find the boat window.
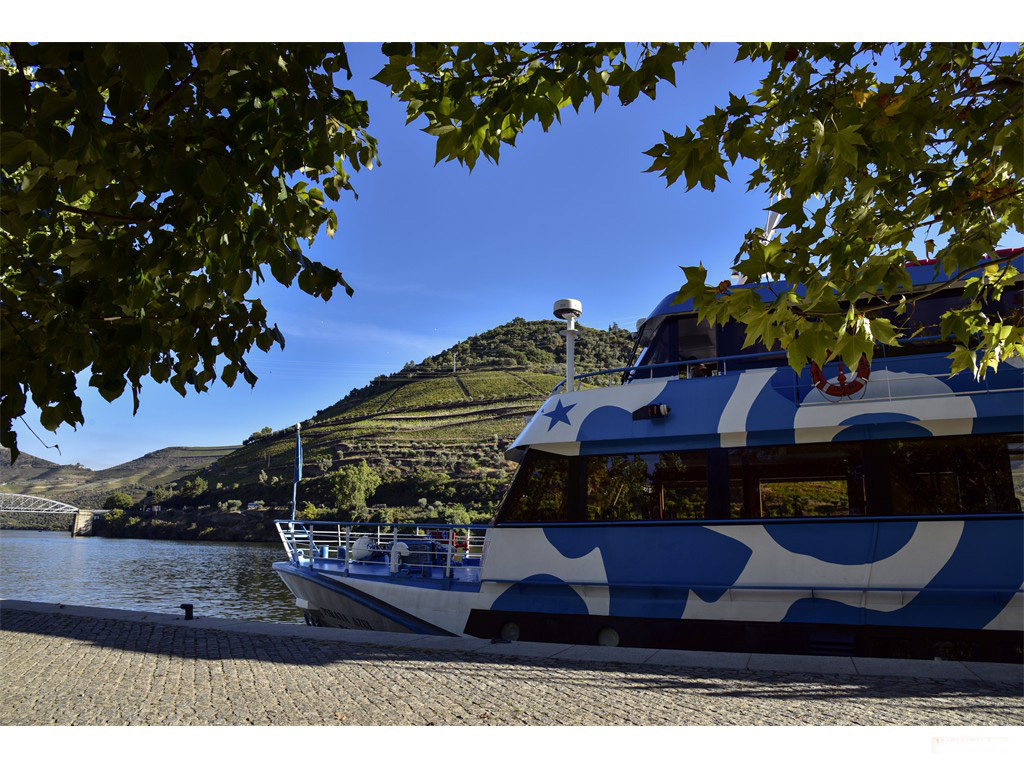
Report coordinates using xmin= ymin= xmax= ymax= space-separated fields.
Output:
xmin=715 ymin=320 xmax=781 ymax=370
xmin=634 ymin=317 xmax=679 ymax=379
xmin=727 ymin=435 xmax=1021 ymax=518
xmin=585 ymin=451 xmax=715 ymax=521
xmin=728 ymin=443 xmax=866 ymax=518
xmin=497 ymin=450 xmax=571 ymax=523
xmin=1010 ymin=441 xmax=1024 ymax=512
xmin=634 ymin=315 xmax=718 ymax=379
xmin=881 ymin=435 xmax=1020 ymax=515
xmin=499 ymin=434 xmax=1022 ymax=524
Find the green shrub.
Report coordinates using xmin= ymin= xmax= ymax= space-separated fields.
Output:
xmin=331 ymin=460 xmax=382 ymax=511
xmin=297 ymin=502 xmax=336 ymax=521
xmin=102 ymin=491 xmax=134 ymax=510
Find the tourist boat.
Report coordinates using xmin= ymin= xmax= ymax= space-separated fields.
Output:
xmin=274 ymin=251 xmax=1024 ymax=661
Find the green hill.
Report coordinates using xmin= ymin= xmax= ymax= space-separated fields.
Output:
xmin=176 ymin=318 xmax=634 ymax=519
xmin=0 ymin=445 xmax=239 ymax=509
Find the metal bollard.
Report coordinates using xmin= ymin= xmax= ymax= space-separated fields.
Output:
xmin=180 ymin=603 xmax=193 ymax=621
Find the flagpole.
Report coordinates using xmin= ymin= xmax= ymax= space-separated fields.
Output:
xmin=291 ymin=422 xmax=302 ymax=520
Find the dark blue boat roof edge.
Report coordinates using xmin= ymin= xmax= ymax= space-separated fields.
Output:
xmin=644 ymin=250 xmax=1024 ymax=326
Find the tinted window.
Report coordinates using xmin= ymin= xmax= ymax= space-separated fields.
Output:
xmin=498 ymin=450 xmax=570 ymax=523
xmin=635 ymin=315 xmax=718 ymax=379
xmin=883 ymin=435 xmax=1020 ymax=515
xmin=586 ymin=451 xmax=712 ymax=521
xmin=1010 ymin=441 xmax=1024 ymax=511
xmin=498 ymin=435 xmax=1022 ymax=524
xmin=729 ymin=443 xmax=866 ymax=518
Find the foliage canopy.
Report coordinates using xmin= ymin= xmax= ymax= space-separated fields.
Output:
xmin=332 ymin=459 xmax=381 ymax=510
xmin=3 ymin=42 xmax=1021 ymax=462
xmin=102 ymin=490 xmax=133 ymax=510
xmin=1 ymin=43 xmax=376 ymax=460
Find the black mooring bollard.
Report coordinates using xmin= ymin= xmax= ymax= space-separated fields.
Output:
xmin=180 ymin=603 xmax=194 ymax=621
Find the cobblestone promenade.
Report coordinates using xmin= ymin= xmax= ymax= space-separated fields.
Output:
xmin=2 ymin=607 xmax=1021 ymax=725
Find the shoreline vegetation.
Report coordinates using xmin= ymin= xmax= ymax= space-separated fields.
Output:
xmin=2 ymin=319 xmax=635 ymax=543
xmin=1 ymin=503 xmax=495 ymax=543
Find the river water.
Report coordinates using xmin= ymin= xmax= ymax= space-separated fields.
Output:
xmin=0 ymin=530 xmax=302 ymax=623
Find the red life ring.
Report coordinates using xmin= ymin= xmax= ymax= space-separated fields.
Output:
xmin=809 ymin=354 xmax=871 ymax=397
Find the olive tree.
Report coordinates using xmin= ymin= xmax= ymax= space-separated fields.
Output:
xmin=332 ymin=460 xmax=381 ymax=511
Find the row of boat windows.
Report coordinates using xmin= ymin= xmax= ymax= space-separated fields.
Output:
xmin=496 ymin=434 xmax=1024 ymax=523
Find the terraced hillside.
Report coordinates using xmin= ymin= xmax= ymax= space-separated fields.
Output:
xmin=181 ymin=318 xmax=634 ymax=517
xmin=0 ymin=445 xmax=239 ymax=509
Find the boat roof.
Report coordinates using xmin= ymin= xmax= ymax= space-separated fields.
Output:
xmin=639 ymin=249 xmax=1024 ymax=344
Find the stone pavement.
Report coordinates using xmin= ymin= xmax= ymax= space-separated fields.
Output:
xmin=1 ymin=601 xmax=1021 ymax=725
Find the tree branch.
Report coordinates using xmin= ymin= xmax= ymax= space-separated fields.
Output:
xmin=142 ymin=69 xmax=198 ymax=125
xmin=57 ymin=203 xmax=154 ymax=224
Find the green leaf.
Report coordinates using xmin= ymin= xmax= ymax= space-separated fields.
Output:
xmin=229 ymin=272 xmax=252 ymax=301
xmin=831 ymin=125 xmax=866 ymax=167
xmin=381 ymin=42 xmax=413 ymax=58
xmin=948 ymin=345 xmax=978 ymax=377
xmin=198 ymin=159 xmax=228 ymax=197
xmin=141 ymin=44 xmax=169 ymax=93
xmin=868 ymin=316 xmax=900 ymax=346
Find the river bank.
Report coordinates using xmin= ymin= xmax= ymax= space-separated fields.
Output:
xmin=1 ymin=502 xmax=494 ymax=544
xmin=0 ymin=511 xmax=72 ymax=532
xmin=1 ymin=508 xmax=278 ymax=542
xmin=91 ymin=506 xmax=280 ymax=542
xmin=3 ymin=600 xmax=1020 ymax=726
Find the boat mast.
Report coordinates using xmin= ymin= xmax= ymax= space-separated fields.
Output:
xmin=291 ymin=423 xmax=302 ymax=520
xmin=554 ymin=299 xmax=583 ymax=393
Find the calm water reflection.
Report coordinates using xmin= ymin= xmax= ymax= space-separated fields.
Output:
xmin=0 ymin=530 xmax=301 ymax=623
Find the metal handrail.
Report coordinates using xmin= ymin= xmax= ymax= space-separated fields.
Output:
xmin=550 ymin=336 xmax=967 ymax=394
xmin=276 ymin=520 xmax=491 ymax=583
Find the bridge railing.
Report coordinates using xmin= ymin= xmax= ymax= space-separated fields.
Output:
xmin=0 ymin=493 xmax=78 ymax=514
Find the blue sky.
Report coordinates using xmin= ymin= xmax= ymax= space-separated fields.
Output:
xmin=19 ymin=42 xmax=1021 ymax=469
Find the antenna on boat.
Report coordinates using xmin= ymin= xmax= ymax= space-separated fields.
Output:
xmin=554 ymin=299 xmax=582 ymax=393
xmin=762 ymin=193 xmax=785 ymax=244
xmin=733 ymin=189 xmax=789 ymax=285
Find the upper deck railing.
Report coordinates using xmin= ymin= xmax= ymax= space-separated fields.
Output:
xmin=551 ymin=347 xmax=791 ymax=393
xmin=550 ymin=337 xmax=1021 ymax=401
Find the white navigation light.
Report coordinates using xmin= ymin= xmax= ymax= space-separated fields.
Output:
xmin=554 ymin=299 xmax=582 ymax=393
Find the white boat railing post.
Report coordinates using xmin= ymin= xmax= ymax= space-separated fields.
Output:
xmin=445 ymin=531 xmax=453 ymax=579
xmin=390 ymin=525 xmax=398 ymax=575
xmin=344 ymin=524 xmax=351 ymax=575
